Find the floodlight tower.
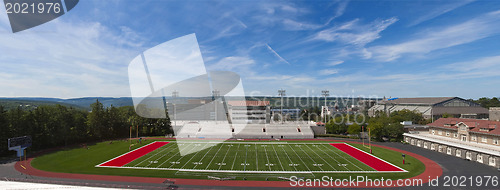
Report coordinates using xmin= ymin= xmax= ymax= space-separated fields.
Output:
xmin=278 ymin=89 xmax=286 ymax=124
xmin=212 ymin=90 xmax=220 ymax=122
xmin=171 ymin=91 xmax=178 ymax=127
xmin=322 ymin=90 xmax=330 ymax=125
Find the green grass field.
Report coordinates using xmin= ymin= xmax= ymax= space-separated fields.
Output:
xmin=116 ymin=142 xmax=376 ymax=173
xmin=32 ymin=139 xmax=426 ymax=181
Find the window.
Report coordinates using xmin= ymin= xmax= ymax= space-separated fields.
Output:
xmin=446 ymin=131 xmax=450 ymax=136
xmin=489 ymin=157 xmax=496 ymax=166
xmin=453 ymin=133 xmax=458 ymax=138
xmin=432 ymin=130 xmax=435 ymax=135
xmin=456 ymin=150 xmax=461 ymax=157
xmin=494 ymin=138 xmax=498 ymax=145
xmin=438 ymin=130 xmax=442 ymax=135
xmin=482 ymin=136 xmax=487 ymax=143
xmin=471 ymin=135 xmax=477 ymax=141
xmin=477 ymin=154 xmax=483 ymax=163
xmin=446 ymin=147 xmax=452 ymax=155
xmin=466 ymin=152 xmax=471 ymax=160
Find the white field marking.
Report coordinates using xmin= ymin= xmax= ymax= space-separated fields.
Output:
xmin=142 ymin=143 xmax=181 ymax=167
xmin=297 ymin=144 xmax=323 ymax=171
xmin=263 ymin=146 xmax=272 ymax=171
xmin=255 ymin=143 xmax=258 ymax=171
xmin=341 ymin=143 xmax=408 ymax=172
xmin=204 ymin=143 xmax=226 ymax=170
xmin=178 ymin=143 xmax=210 ymax=169
xmin=217 ymin=143 xmax=233 ymax=170
xmin=95 ymin=141 xmax=158 ymax=167
xmin=320 ymin=144 xmax=363 ymax=171
xmin=135 ymin=143 xmax=176 ymax=167
xmin=271 ymin=144 xmax=285 ymax=171
xmin=216 ymin=163 xmax=226 ymax=166
xmin=97 ymin=165 xmax=406 ymax=173
xmin=157 ymin=143 xmax=197 ymax=168
xmin=192 ymin=143 xmax=216 ymax=169
xmin=279 ymin=145 xmax=298 ymax=171
xmin=286 ymin=144 xmax=312 ymax=171
xmin=313 ymin=144 xmax=350 ymax=171
xmin=165 ymin=143 xmax=202 ymax=168
xmin=304 ymin=144 xmax=336 ymax=171
xmin=230 ymin=144 xmax=241 ymax=170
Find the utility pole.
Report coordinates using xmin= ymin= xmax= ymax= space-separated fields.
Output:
xmin=278 ymin=89 xmax=286 ymax=124
xmin=322 ymin=90 xmax=329 ymax=125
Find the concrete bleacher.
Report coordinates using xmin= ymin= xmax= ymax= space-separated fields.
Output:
xmin=172 ymin=121 xmax=314 ymax=139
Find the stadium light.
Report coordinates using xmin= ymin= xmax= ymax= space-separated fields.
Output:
xmin=278 ymin=89 xmax=286 ymax=124
xmin=322 ymin=90 xmax=329 ymax=125
xmin=212 ymin=90 xmax=220 ymax=122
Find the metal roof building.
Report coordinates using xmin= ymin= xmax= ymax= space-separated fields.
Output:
xmin=368 ymin=97 xmax=489 ymax=120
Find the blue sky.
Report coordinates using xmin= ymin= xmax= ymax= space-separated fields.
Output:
xmin=1 ymin=0 xmax=500 ymax=99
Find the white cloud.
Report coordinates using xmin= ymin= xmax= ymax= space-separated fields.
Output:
xmin=319 ymin=69 xmax=339 ymax=75
xmin=208 ymin=56 xmax=255 ymax=71
xmin=443 ymin=55 xmax=500 ymax=72
xmin=0 ymin=18 xmax=143 ymax=97
xmin=369 ymin=10 xmax=500 ymax=62
xmin=324 ymin=0 xmax=349 ymax=26
xmin=313 ymin=17 xmax=398 ymax=46
xmin=409 ymin=0 xmax=475 ymax=26
xmin=329 ymin=60 xmax=344 ymax=66
xmin=282 ymin=19 xmax=322 ymax=31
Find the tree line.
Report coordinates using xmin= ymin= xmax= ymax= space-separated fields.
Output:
xmin=325 ymin=109 xmax=428 ymax=142
xmin=0 ymin=100 xmax=171 ymax=157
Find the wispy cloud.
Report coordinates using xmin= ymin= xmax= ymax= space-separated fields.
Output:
xmin=208 ymin=56 xmax=256 ymax=71
xmin=324 ymin=0 xmax=349 ymax=26
xmin=409 ymin=0 xmax=475 ymax=26
xmin=369 ymin=10 xmax=500 ymax=62
xmin=313 ymin=17 xmax=398 ymax=46
xmin=329 ymin=60 xmax=344 ymax=66
xmin=319 ymin=69 xmax=339 ymax=75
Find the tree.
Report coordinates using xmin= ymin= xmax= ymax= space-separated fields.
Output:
xmin=87 ymin=100 xmax=107 ymax=140
xmin=347 ymin=123 xmax=361 ymax=135
xmin=441 ymin=113 xmax=453 ymax=118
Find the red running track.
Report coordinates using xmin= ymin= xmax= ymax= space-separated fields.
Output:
xmin=98 ymin=141 xmax=169 ymax=167
xmin=330 ymin=143 xmax=405 ymax=172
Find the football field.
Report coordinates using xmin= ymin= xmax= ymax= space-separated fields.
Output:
xmin=96 ymin=141 xmax=406 ymax=174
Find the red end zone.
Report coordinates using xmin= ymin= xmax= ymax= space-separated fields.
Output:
xmin=330 ymin=143 xmax=406 ymax=172
xmin=97 ymin=141 xmax=169 ymax=167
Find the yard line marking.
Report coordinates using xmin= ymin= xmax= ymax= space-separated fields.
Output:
xmin=297 ymin=144 xmax=323 ymax=171
xmin=263 ymin=146 xmax=272 ymax=171
xmin=218 ymin=143 xmax=233 ymax=170
xmin=244 ymin=144 xmax=249 ymax=171
xmin=135 ymin=143 xmax=176 ymax=167
xmin=279 ymin=144 xmax=297 ymax=171
xmin=320 ymin=144 xmax=363 ymax=171
xmin=192 ymin=143 xmax=216 ymax=169
xmin=204 ymin=143 xmax=225 ymax=170
xmin=304 ymin=144 xmax=336 ymax=171
xmin=142 ymin=143 xmax=180 ymax=167
xmin=286 ymin=144 xmax=312 ymax=172
xmin=230 ymin=144 xmax=240 ymax=170
xmin=271 ymin=144 xmax=285 ymax=171
xmin=156 ymin=143 xmax=196 ymax=168
xmin=255 ymin=143 xmax=258 ymax=171
xmin=179 ymin=143 xmax=210 ymax=169
xmin=166 ymin=143 xmax=201 ymax=168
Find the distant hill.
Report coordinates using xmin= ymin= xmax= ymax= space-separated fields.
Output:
xmin=0 ymin=97 xmax=134 ymax=111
